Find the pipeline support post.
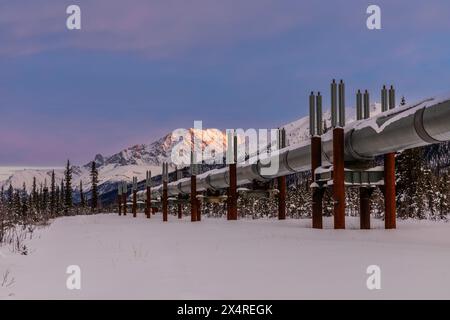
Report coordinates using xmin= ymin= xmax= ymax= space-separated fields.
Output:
xmin=132 ymin=176 xmax=137 ymax=218
xmin=178 ymin=195 xmax=183 ymax=219
xmin=277 ymin=128 xmax=287 ymax=220
xmin=382 ymin=85 xmax=397 ymax=229
xmin=333 ymin=127 xmax=346 ymax=229
xmin=162 ymin=163 xmax=168 ymax=222
xmin=196 ymin=168 xmax=202 ymax=221
xmin=311 ymin=136 xmax=323 ymax=229
xmin=145 ymin=171 xmax=151 ymax=218
xmin=227 ymin=131 xmax=238 ymax=220
xmin=117 ymin=184 xmax=122 ymax=216
xmin=190 ymin=174 xmax=197 ymax=222
xmin=146 ymin=186 xmax=151 ymax=218
xmin=359 ymin=187 xmax=373 ymax=229
xmin=176 ymin=167 xmax=182 ymax=219
xmin=332 ymin=80 xmax=346 ymax=229
xmin=228 ymin=163 xmax=237 ymax=220
xmin=277 ymin=176 xmax=286 ymax=220
xmin=122 ymin=181 xmax=127 ymax=216
xmin=384 ymin=153 xmax=396 ymax=229
xmin=310 ymin=91 xmax=323 ymax=228
xmin=190 ymin=146 xmax=198 ymax=222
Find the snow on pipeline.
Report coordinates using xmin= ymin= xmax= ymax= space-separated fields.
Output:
xmin=1 ymin=214 xmax=450 ymax=299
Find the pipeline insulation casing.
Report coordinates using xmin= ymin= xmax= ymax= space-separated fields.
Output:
xmin=149 ymin=94 xmax=450 ymax=199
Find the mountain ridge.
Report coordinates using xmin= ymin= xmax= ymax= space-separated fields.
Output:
xmin=0 ymin=103 xmax=385 ymax=193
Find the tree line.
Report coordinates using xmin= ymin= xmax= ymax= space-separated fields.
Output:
xmin=0 ymin=160 xmax=100 ymax=244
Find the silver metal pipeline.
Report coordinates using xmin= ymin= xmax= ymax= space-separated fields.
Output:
xmin=152 ymin=94 xmax=450 ymax=199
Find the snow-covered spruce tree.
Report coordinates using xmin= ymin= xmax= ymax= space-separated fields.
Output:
xmin=301 ymin=175 xmax=312 ymax=218
xmin=64 ymin=160 xmax=73 ymax=214
xmin=286 ymin=172 xmax=312 ymax=218
xmin=42 ymin=179 xmax=49 ymax=218
xmin=31 ymin=177 xmax=38 ymax=214
xmin=55 ymin=185 xmax=61 ymax=215
xmin=0 ymin=187 xmax=4 ymax=218
xmin=12 ymin=189 xmax=21 ymax=220
xmin=7 ymin=184 xmax=14 ymax=214
xmin=27 ymin=192 xmax=33 ymax=220
xmin=396 ymin=147 xmax=431 ymax=219
xmin=50 ymin=170 xmax=56 ymax=217
xmin=79 ymin=180 xmax=86 ymax=210
xmin=38 ymin=184 xmax=43 ymax=215
xmin=422 ymin=167 xmax=438 ymax=219
xmin=60 ymin=179 xmax=65 ymax=214
xmin=90 ymin=161 xmax=99 ymax=213
xmin=346 ymin=187 xmax=359 ymax=217
xmin=436 ymin=171 xmax=450 ymax=220
xmin=370 ymin=187 xmax=385 ymax=219
xmin=0 ymin=186 xmax=4 ymax=208
xmin=20 ymin=183 xmax=28 ymax=222
xmin=322 ymin=188 xmax=333 ymax=217
xmin=0 ymin=186 xmax=5 ymax=242
xmin=287 ymin=186 xmax=300 ymax=218
xmin=300 ymin=178 xmax=312 ymax=217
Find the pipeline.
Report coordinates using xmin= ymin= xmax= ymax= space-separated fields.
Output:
xmin=143 ymin=93 xmax=450 ymax=200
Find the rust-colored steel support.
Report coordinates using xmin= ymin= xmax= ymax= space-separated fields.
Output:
xmin=227 ymin=163 xmax=238 ymax=220
xmin=177 ymin=196 xmax=182 ymax=219
xmin=146 ymin=186 xmax=151 ymax=218
xmin=277 ymin=176 xmax=286 ymax=220
xmin=132 ymin=190 xmax=137 ymax=218
xmin=311 ymin=136 xmax=323 ymax=229
xmin=118 ymin=194 xmax=122 ymax=216
xmin=162 ymin=180 xmax=168 ymax=222
xmin=360 ymin=187 xmax=373 ymax=229
xmin=277 ymin=128 xmax=287 ymax=220
xmin=333 ymin=128 xmax=345 ymax=229
xmin=191 ymin=175 xmax=197 ymax=222
xmin=384 ymin=153 xmax=396 ymax=229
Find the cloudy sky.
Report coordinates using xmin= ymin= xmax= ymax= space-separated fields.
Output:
xmin=0 ymin=0 xmax=449 ymax=166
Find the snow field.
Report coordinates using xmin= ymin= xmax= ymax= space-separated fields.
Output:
xmin=1 ymin=213 xmax=450 ymax=299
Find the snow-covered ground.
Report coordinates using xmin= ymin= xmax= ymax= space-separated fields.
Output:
xmin=1 ymin=214 xmax=450 ymax=299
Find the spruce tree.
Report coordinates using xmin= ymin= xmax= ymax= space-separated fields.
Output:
xmin=21 ymin=183 xmax=28 ymax=220
xmin=38 ymin=183 xmax=43 ymax=214
xmin=80 ymin=180 xmax=85 ymax=209
xmin=60 ymin=179 xmax=65 ymax=214
xmin=55 ymin=185 xmax=61 ymax=215
xmin=12 ymin=189 xmax=21 ymax=219
xmin=42 ymin=179 xmax=49 ymax=216
xmin=32 ymin=177 xmax=38 ymax=213
xmin=0 ymin=186 xmax=4 ymax=202
xmin=50 ymin=170 xmax=56 ymax=216
xmin=64 ymin=160 xmax=73 ymax=213
xmin=0 ymin=186 xmax=4 ymax=214
xmin=90 ymin=161 xmax=99 ymax=213
xmin=7 ymin=184 xmax=13 ymax=213
xmin=396 ymin=147 xmax=428 ymax=219
xmin=437 ymin=171 xmax=450 ymax=219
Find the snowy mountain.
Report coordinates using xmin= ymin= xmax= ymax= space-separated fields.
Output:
xmin=0 ymin=104 xmax=383 ymax=194
xmin=0 ymin=128 xmax=228 ymax=193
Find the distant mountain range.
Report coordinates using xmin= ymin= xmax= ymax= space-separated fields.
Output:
xmin=0 ymin=128 xmax=228 ymax=194
xmin=10 ymin=101 xmax=450 ymax=198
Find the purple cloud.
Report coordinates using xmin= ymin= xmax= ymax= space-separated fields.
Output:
xmin=0 ymin=0 xmax=311 ymax=58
